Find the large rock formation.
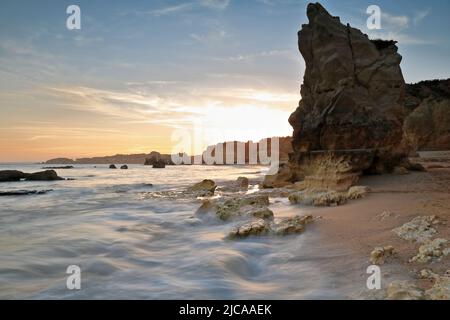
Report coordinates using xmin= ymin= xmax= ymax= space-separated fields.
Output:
xmin=0 ymin=170 xmax=64 ymax=182
xmin=265 ymin=3 xmax=409 ymax=190
xmin=144 ymin=151 xmax=174 ymax=166
xmin=403 ymin=79 xmax=450 ymax=151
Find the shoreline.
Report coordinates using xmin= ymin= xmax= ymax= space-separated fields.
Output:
xmin=269 ymin=154 xmax=450 ymax=298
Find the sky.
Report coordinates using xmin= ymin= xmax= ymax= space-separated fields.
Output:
xmin=0 ymin=0 xmax=449 ymax=162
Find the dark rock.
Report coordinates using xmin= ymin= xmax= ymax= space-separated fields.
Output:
xmin=0 ymin=170 xmax=27 ymax=182
xmin=144 ymin=151 xmax=174 ymax=166
xmin=1 ymin=170 xmax=64 ymax=182
xmin=0 ymin=190 xmax=53 ymax=196
xmin=152 ymin=160 xmax=166 ymax=168
xmin=42 ymin=166 xmax=74 ymax=169
xmin=188 ymin=179 xmax=217 ymax=196
xmin=25 ymin=170 xmax=64 ymax=181
xmin=120 ymin=165 xmax=128 ymax=169
xmin=109 ymin=164 xmax=117 ymax=169
xmin=236 ymin=177 xmax=249 ymax=189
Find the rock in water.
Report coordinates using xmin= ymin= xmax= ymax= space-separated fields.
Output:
xmin=152 ymin=160 xmax=166 ymax=168
xmin=227 ymin=219 xmax=271 ymax=239
xmin=120 ymin=165 xmax=128 ymax=170
xmin=227 ymin=215 xmax=316 ymax=239
xmin=24 ymin=170 xmax=64 ymax=181
xmin=236 ymin=177 xmax=249 ymax=189
xmin=0 ymin=170 xmax=63 ymax=182
xmin=109 ymin=164 xmax=117 ymax=169
xmin=266 ymin=3 xmax=408 ymax=191
xmin=188 ymin=179 xmax=217 ymax=196
xmin=0 ymin=190 xmax=53 ymax=196
xmin=0 ymin=170 xmax=27 ymax=182
xmin=198 ymin=194 xmax=272 ymax=220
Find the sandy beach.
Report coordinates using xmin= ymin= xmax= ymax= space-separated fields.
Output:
xmin=276 ymin=151 xmax=450 ymax=297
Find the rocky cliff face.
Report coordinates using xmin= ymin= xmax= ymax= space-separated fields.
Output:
xmin=404 ymin=79 xmax=450 ymax=151
xmin=265 ymin=3 xmax=410 ymax=190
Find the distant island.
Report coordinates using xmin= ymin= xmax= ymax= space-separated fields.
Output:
xmin=44 ymin=137 xmax=293 ymax=165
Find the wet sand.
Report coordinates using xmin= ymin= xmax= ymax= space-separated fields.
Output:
xmin=276 ymin=151 xmax=450 ymax=295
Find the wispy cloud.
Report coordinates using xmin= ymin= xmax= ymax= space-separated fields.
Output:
xmin=147 ymin=3 xmax=195 ymax=16
xmin=364 ymin=8 xmax=434 ymax=45
xmin=382 ymin=12 xmax=409 ymax=29
xmin=190 ymin=29 xmax=229 ymax=43
xmin=413 ymin=9 xmax=431 ymax=25
xmin=199 ymin=0 xmax=231 ymax=10
xmin=367 ymin=31 xmax=434 ymax=45
xmin=213 ymin=49 xmax=296 ymax=62
xmin=143 ymin=0 xmax=230 ymax=17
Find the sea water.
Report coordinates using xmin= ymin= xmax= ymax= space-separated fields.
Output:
xmin=0 ymin=163 xmax=368 ymax=299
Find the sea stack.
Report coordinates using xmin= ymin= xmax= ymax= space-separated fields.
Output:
xmin=265 ymin=3 xmax=409 ymax=190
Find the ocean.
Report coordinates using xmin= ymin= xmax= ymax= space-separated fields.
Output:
xmin=0 ymin=163 xmax=367 ymax=299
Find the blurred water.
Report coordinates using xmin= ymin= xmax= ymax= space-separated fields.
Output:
xmin=0 ymin=163 xmax=367 ymax=299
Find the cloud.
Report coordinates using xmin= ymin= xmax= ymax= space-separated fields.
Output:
xmin=413 ymin=9 xmax=431 ymax=25
xmin=147 ymin=3 xmax=195 ymax=16
xmin=199 ymin=0 xmax=230 ymax=10
xmin=72 ymin=35 xmax=103 ymax=47
xmin=189 ymin=29 xmax=229 ymax=43
xmin=382 ymin=12 xmax=409 ymax=29
xmin=145 ymin=0 xmax=230 ymax=17
xmin=363 ymin=9 xmax=434 ymax=46
xmin=367 ymin=31 xmax=434 ymax=45
xmin=45 ymin=86 xmax=193 ymax=123
xmin=213 ymin=49 xmax=296 ymax=62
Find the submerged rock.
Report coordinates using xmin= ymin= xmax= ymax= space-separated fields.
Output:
xmin=236 ymin=177 xmax=249 ymax=189
xmin=392 ymin=215 xmax=440 ymax=243
xmin=410 ymin=238 xmax=449 ymax=263
xmin=374 ymin=210 xmax=398 ymax=221
xmin=199 ymin=194 xmax=272 ymax=221
xmin=370 ymin=246 xmax=395 ymax=265
xmin=270 ymin=215 xmax=315 ymax=236
xmin=347 ymin=186 xmax=371 ymax=200
xmin=227 ymin=219 xmax=271 ymax=239
xmin=152 ymin=160 xmax=166 ymax=169
xmin=288 ymin=190 xmax=347 ymax=207
xmin=188 ymin=179 xmax=217 ymax=196
xmin=42 ymin=166 xmax=74 ymax=169
xmin=228 ymin=215 xmax=316 ymax=239
xmin=0 ymin=189 xmax=53 ymax=196
xmin=387 ymin=281 xmax=424 ymax=300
